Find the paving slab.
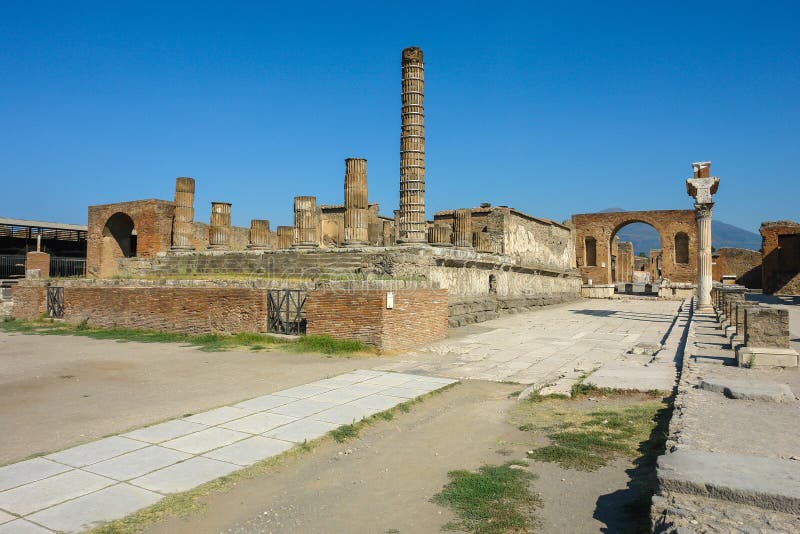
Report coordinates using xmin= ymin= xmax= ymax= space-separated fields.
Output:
xmin=220 ymin=412 xmax=297 ymax=434
xmin=0 ymin=469 xmax=115 ymax=515
xmin=0 ymin=519 xmax=52 ymax=533
xmin=263 ymin=419 xmax=338 ymax=443
xmin=0 ymin=458 xmax=71 ymax=492
xmin=83 ymin=446 xmax=192 ymax=481
xmin=584 ymin=364 xmax=675 ymax=392
xmin=161 ymin=427 xmax=250 ymax=455
xmin=361 ymin=374 xmax=416 ymax=387
xmin=203 ymin=437 xmax=294 ymax=466
xmin=268 ymin=398 xmax=338 ymax=418
xmin=183 ymin=406 xmax=253 ymax=426
xmin=0 ymin=510 xmax=12 ymax=525
xmin=310 ymin=404 xmax=372 ymax=425
xmin=121 ymin=420 xmax=208 ymax=444
xmin=232 ymin=394 xmax=294 ymax=412
xmin=27 ymin=483 xmax=162 ymax=533
xmin=658 ymin=449 xmax=800 ymax=514
xmin=380 ymin=385 xmax=432 ymax=399
xmin=308 ymin=387 xmax=376 ymax=404
xmin=130 ymin=457 xmax=239 ymax=494
xmin=44 ymin=436 xmax=146 ymax=468
xmin=271 ymin=383 xmax=337 ymax=399
xmin=348 ymin=394 xmax=407 ymax=416
xmin=699 ymin=377 xmax=795 ymax=402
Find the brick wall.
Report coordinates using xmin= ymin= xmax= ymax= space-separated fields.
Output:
xmin=760 ymin=221 xmax=800 ymax=296
xmin=25 ymin=252 xmax=50 ymax=278
xmin=11 ymin=285 xmax=45 ymax=320
xmin=306 ymin=288 xmax=449 ymax=351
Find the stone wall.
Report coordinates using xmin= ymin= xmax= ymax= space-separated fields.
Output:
xmin=712 ymin=248 xmax=762 ymax=288
xmin=760 ymin=221 xmax=800 ymax=296
xmin=572 ymin=210 xmax=698 ymax=285
xmin=87 ymin=199 xmax=175 ymax=277
xmin=306 ymin=285 xmax=448 ymax=351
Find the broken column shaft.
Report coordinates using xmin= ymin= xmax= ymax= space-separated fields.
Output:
xmin=427 ymin=223 xmax=453 ymax=246
xmin=343 ymin=158 xmax=369 ymax=246
xmin=453 ymin=209 xmax=473 ymax=248
xmin=209 ymin=202 xmax=231 ymax=249
xmin=398 ymin=46 xmax=427 ymax=244
xmin=292 ymin=196 xmax=319 ymax=248
xmin=171 ymin=177 xmax=195 ymax=250
xmin=248 ymin=219 xmax=273 ymax=249
xmin=276 ymin=226 xmax=293 ymax=249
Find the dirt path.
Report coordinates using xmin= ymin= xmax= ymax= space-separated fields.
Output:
xmin=0 ymin=332 xmax=378 ymax=464
xmin=143 ymin=382 xmax=646 ymax=534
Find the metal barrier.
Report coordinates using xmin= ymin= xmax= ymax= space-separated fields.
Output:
xmin=267 ymin=289 xmax=306 ymax=335
xmin=50 ymin=257 xmax=86 ymax=277
xmin=0 ymin=255 xmax=26 ymax=278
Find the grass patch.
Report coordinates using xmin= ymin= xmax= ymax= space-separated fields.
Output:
xmin=0 ymin=318 xmax=371 ymax=356
xmin=331 ymin=423 xmax=360 ymax=442
xmin=432 ymin=462 xmax=540 ymax=533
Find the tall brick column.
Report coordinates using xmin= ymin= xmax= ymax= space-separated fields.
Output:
xmin=343 ymin=158 xmax=369 ymax=247
xmin=209 ymin=202 xmax=231 ymax=249
xmin=171 ymin=177 xmax=195 ymax=251
xmin=398 ymin=46 xmax=427 ymax=244
xmin=292 ymin=196 xmax=319 ymax=248
xmin=453 ymin=209 xmax=473 ymax=249
xmin=248 ymin=219 xmax=272 ymax=249
xmin=686 ymin=161 xmax=719 ymax=313
xmin=276 ymin=226 xmax=293 ymax=249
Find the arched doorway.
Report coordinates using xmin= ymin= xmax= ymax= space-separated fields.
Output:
xmin=100 ymin=212 xmax=137 ymax=276
xmin=611 ymin=221 xmax=662 ymax=294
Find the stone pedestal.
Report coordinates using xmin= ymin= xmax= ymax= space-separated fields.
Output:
xmin=292 ymin=196 xmax=319 ymax=248
xmin=208 ymin=202 xmax=231 ymax=249
xmin=25 ymin=251 xmax=50 ymax=279
xmin=453 ymin=209 xmax=473 ymax=249
xmin=736 ymin=306 xmax=798 ymax=368
xmin=581 ymin=284 xmax=615 ymax=298
xmin=343 ymin=158 xmax=369 ymax=247
xmin=248 ymin=219 xmax=273 ymax=250
xmin=171 ymin=177 xmax=195 ymax=251
xmin=398 ymin=46 xmax=427 ymax=244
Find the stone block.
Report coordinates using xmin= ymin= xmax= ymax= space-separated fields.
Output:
xmin=736 ymin=347 xmax=799 ymax=369
xmin=699 ymin=377 xmax=795 ymax=402
xmin=581 ymin=284 xmax=614 ymax=298
xmin=130 ymin=457 xmax=239 ymax=494
xmin=745 ymin=307 xmax=791 ymax=349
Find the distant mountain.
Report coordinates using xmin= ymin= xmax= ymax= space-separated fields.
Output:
xmin=600 ymin=209 xmax=761 ymax=255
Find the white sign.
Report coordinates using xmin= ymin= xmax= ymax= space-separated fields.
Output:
xmin=386 ymin=292 xmax=394 ymax=309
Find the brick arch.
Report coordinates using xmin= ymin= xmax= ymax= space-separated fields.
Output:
xmin=572 ymin=210 xmax=698 ymax=285
xmin=87 ymin=199 xmax=175 ymax=277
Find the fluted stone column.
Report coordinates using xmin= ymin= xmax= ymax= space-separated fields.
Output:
xmin=453 ymin=209 xmax=473 ymax=249
xmin=427 ymin=223 xmax=453 ymax=246
xmin=344 ymin=158 xmax=369 ymax=246
xmin=171 ymin=177 xmax=195 ymax=250
xmin=398 ymin=46 xmax=427 ymax=244
xmin=686 ymin=161 xmax=720 ymax=312
xmin=292 ymin=196 xmax=319 ymax=248
xmin=276 ymin=226 xmax=293 ymax=249
xmin=248 ymin=219 xmax=272 ymax=250
xmin=209 ymin=202 xmax=231 ymax=249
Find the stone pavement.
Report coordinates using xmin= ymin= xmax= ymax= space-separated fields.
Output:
xmin=652 ymin=302 xmax=800 ymax=532
xmin=376 ymin=298 xmax=684 ymax=394
xmin=0 ymin=370 xmax=456 ymax=533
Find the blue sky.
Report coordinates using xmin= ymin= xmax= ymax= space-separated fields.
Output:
xmin=1 ymin=1 xmax=798 ymax=233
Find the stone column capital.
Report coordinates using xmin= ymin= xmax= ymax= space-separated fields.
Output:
xmin=686 ymin=176 xmax=720 ymax=204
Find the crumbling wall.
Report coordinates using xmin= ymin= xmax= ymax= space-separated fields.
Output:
xmin=760 ymin=221 xmax=800 ymax=295
xmin=712 ymin=248 xmax=762 ymax=288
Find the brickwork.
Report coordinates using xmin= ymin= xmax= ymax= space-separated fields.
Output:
xmin=712 ymin=248 xmax=761 ymax=288
xmin=572 ymin=210 xmax=698 ymax=285
xmin=87 ymin=199 xmax=175 ymax=277
xmin=25 ymin=252 xmax=50 ymax=278
xmin=760 ymin=221 xmax=800 ymax=295
xmin=11 ymin=284 xmax=45 ymax=320
xmin=306 ymin=287 xmax=448 ymax=351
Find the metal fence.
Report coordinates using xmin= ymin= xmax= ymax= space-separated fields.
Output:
xmin=0 ymin=255 xmax=26 ymax=278
xmin=47 ymin=286 xmax=64 ymax=318
xmin=267 ymin=289 xmax=307 ymax=335
xmin=50 ymin=257 xmax=86 ymax=278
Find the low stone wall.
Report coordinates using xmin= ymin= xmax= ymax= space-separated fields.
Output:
xmin=307 ymin=283 xmax=449 ymax=351
xmin=448 ymin=292 xmax=577 ymax=327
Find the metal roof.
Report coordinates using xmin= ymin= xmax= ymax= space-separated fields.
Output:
xmin=0 ymin=217 xmax=87 ymax=232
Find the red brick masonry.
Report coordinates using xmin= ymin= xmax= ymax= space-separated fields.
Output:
xmin=306 ymin=288 xmax=449 ymax=351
